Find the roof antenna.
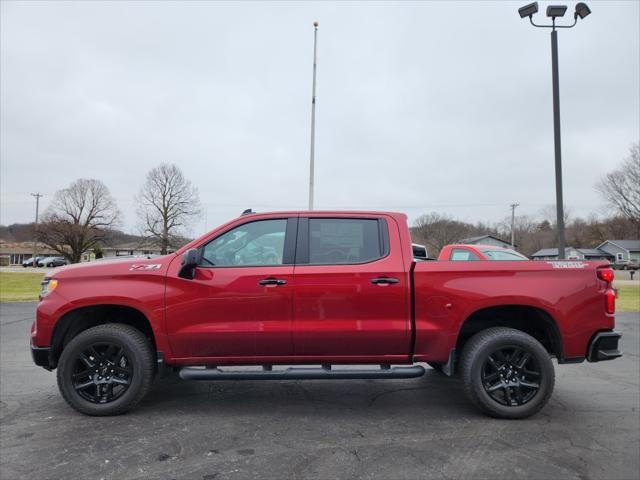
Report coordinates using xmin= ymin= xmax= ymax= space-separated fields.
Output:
xmin=241 ymin=208 xmax=254 ymax=216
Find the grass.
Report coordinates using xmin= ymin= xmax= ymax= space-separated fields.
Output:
xmin=616 ymin=284 xmax=640 ymax=312
xmin=0 ymin=272 xmax=45 ymax=302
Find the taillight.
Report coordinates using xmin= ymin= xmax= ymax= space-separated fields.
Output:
xmin=597 ymin=268 xmax=614 ymax=284
xmin=605 ymin=289 xmax=616 ymax=315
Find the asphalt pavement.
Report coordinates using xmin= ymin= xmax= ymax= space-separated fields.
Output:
xmin=1 ymin=302 xmax=638 ymax=480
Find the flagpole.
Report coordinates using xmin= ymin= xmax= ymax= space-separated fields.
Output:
xmin=308 ymin=21 xmax=318 ymax=210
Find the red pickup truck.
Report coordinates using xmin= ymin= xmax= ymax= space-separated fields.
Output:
xmin=31 ymin=210 xmax=621 ymax=418
xmin=438 ymin=244 xmax=529 ymax=261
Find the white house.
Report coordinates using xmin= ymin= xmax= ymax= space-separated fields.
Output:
xmin=81 ymin=242 xmax=173 ymax=262
xmin=596 ymin=240 xmax=640 ymax=267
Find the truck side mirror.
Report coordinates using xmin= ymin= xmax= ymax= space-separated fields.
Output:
xmin=178 ymin=248 xmax=201 ymax=279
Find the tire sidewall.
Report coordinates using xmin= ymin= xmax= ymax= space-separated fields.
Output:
xmin=57 ymin=328 xmax=151 ymax=415
xmin=465 ymin=330 xmax=555 ymax=419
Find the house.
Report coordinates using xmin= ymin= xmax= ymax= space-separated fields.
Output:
xmin=596 ymin=240 xmax=640 ymax=266
xmin=459 ymin=235 xmax=514 ymax=249
xmin=83 ymin=242 xmax=174 ymax=262
xmin=0 ymin=239 xmax=176 ymax=265
xmin=0 ymin=241 xmax=59 ymax=265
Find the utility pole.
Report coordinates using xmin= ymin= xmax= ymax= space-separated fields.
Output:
xmin=30 ymin=193 xmax=42 ymax=267
xmin=308 ymin=21 xmax=319 ymax=210
xmin=510 ymin=203 xmax=520 ymax=248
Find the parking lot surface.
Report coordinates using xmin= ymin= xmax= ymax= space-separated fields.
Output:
xmin=1 ymin=302 xmax=638 ymax=480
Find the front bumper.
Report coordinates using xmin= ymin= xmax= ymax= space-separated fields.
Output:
xmin=587 ymin=331 xmax=622 ymax=362
xmin=31 ymin=342 xmax=52 ymax=370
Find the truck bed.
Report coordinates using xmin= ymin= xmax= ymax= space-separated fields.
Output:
xmin=411 ymin=259 xmax=614 ymax=362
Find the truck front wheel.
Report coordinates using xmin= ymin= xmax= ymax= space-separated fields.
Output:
xmin=460 ymin=327 xmax=555 ymax=419
xmin=56 ymin=324 xmax=155 ymax=416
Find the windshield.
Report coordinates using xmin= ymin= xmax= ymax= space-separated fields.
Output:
xmin=480 ymin=249 xmax=528 ymax=261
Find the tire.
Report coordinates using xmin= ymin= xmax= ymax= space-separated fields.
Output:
xmin=460 ymin=327 xmax=555 ymax=419
xmin=56 ymin=324 xmax=155 ymax=416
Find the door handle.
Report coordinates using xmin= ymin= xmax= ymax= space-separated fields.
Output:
xmin=259 ymin=278 xmax=287 ymax=286
xmin=371 ymin=277 xmax=399 ymax=285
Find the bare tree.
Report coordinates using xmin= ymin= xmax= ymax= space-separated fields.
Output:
xmin=538 ymin=204 xmax=571 ymax=229
xmin=137 ymin=163 xmax=201 ymax=254
xmin=412 ymin=212 xmax=473 ymax=256
xmin=39 ymin=179 xmax=120 ymax=263
xmin=497 ymin=214 xmax=543 ymax=256
xmin=597 ymin=143 xmax=640 ymax=225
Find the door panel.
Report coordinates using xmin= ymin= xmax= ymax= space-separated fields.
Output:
xmin=165 ymin=267 xmax=294 ymax=358
xmin=164 ymin=217 xmax=296 ymax=359
xmin=293 ymin=216 xmax=411 ymax=357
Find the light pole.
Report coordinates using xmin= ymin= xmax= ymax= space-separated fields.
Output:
xmin=308 ymin=21 xmax=319 ymax=210
xmin=518 ymin=2 xmax=591 ymax=260
xmin=510 ymin=202 xmax=520 ymax=248
xmin=30 ymin=192 xmax=42 ymax=267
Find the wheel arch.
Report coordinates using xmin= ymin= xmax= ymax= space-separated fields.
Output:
xmin=50 ymin=304 xmax=157 ymax=369
xmin=455 ymin=305 xmax=564 ymax=361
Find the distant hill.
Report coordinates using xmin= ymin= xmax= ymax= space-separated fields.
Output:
xmin=0 ymin=223 xmax=157 ymax=247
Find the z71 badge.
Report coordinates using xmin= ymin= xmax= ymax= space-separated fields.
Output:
xmin=129 ymin=264 xmax=162 ymax=271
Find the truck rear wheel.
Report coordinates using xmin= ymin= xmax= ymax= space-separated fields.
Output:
xmin=56 ymin=324 xmax=155 ymax=416
xmin=460 ymin=327 xmax=555 ymax=419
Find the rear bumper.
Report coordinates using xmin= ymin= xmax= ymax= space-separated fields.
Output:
xmin=31 ymin=342 xmax=51 ymax=370
xmin=587 ymin=331 xmax=622 ymax=362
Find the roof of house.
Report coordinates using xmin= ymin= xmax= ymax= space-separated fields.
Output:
xmin=0 ymin=241 xmax=59 ymax=255
xmin=599 ymin=240 xmax=640 ymax=252
xmin=579 ymin=248 xmax=614 ymax=257
xmin=460 ymin=234 xmax=512 ymax=245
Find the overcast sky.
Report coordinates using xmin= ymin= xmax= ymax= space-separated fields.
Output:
xmin=1 ymin=0 xmax=639 ymax=236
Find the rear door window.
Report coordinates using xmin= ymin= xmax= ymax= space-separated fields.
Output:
xmin=301 ymin=218 xmax=388 ymax=264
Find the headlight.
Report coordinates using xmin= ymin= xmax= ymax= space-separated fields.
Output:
xmin=40 ymin=278 xmax=58 ymax=298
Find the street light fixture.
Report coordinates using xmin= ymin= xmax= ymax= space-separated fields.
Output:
xmin=575 ymin=3 xmax=591 ymax=19
xmin=518 ymin=2 xmax=591 ymax=260
xmin=518 ymin=2 xmax=539 ymax=18
xmin=546 ymin=5 xmax=568 ymax=18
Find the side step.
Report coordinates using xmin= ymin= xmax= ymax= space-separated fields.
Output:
xmin=179 ymin=365 xmax=426 ymax=381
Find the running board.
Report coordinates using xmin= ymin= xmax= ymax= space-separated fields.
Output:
xmin=179 ymin=365 xmax=426 ymax=381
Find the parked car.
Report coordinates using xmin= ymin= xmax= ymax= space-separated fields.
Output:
xmin=31 ymin=210 xmax=620 ymax=418
xmin=615 ymin=259 xmax=640 ymax=271
xmin=438 ymin=244 xmax=529 ymax=261
xmin=37 ymin=256 xmax=67 ymax=268
xmin=22 ymin=256 xmax=44 ymax=267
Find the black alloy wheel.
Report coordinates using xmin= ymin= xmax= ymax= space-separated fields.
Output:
xmin=481 ymin=346 xmax=541 ymax=407
xmin=72 ymin=342 xmax=133 ymax=404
